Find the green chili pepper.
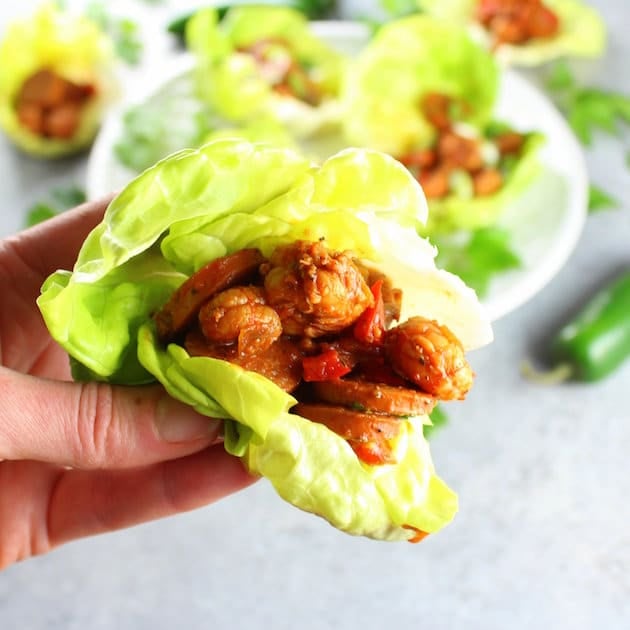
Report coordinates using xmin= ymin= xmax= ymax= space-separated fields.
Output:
xmin=524 ymin=270 xmax=630 ymax=383
xmin=167 ymin=1 xmax=336 ymax=40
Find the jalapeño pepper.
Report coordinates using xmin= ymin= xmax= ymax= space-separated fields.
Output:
xmin=530 ymin=270 xmax=630 ymax=382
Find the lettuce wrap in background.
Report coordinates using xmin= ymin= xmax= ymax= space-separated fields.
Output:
xmin=186 ymin=6 xmax=346 ymax=139
xmin=38 ymin=139 xmax=493 ymax=542
xmin=0 ymin=2 xmax=116 ymax=158
xmin=416 ymin=0 xmax=606 ymax=66
xmin=341 ymin=15 xmax=500 ymax=156
xmin=341 ymin=15 xmax=544 ymax=237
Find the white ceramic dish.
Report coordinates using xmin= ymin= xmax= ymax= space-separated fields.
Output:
xmin=86 ymin=21 xmax=588 ymax=322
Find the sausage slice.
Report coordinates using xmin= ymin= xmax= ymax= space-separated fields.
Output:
xmin=154 ymin=248 xmax=264 ymax=341
xmin=312 ymin=378 xmax=437 ymax=417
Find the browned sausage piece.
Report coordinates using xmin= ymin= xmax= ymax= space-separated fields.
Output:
xmin=185 ymin=329 xmax=303 ymax=393
xmin=312 ymin=378 xmax=437 ymax=417
xmin=154 ymin=249 xmax=265 ymax=341
xmin=293 ymin=403 xmax=402 ymax=464
xmin=293 ymin=403 xmax=400 ymax=442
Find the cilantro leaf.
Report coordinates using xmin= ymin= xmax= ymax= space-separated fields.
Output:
xmin=544 ymin=60 xmax=576 ymax=93
xmin=424 ymin=405 xmax=448 ymax=439
xmin=588 ymin=184 xmax=619 ymax=213
xmin=26 ymin=203 xmax=59 ymax=227
xmin=545 ymin=61 xmax=630 ymax=146
xmin=434 ymin=227 xmax=522 ymax=297
xmin=114 ymin=95 xmax=216 ymax=173
xmin=25 ymin=186 xmax=87 ymax=227
xmin=85 ymin=2 xmax=143 ymax=66
xmin=51 ymin=185 xmax=86 ymax=209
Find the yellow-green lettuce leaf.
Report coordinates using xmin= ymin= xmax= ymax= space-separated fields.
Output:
xmin=186 ymin=6 xmax=345 ymax=137
xmin=38 ymin=139 xmax=492 ymax=541
xmin=342 ymin=14 xmax=499 ymax=155
xmin=0 ymin=2 xmax=116 ymax=157
xmin=417 ymin=0 xmax=606 ymax=66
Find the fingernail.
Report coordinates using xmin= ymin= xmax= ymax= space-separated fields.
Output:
xmin=156 ymin=397 xmax=221 ymax=443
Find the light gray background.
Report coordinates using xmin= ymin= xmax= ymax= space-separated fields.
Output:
xmin=1 ymin=2 xmax=629 ymax=629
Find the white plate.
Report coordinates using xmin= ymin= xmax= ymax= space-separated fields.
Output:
xmin=86 ymin=21 xmax=588 ymax=322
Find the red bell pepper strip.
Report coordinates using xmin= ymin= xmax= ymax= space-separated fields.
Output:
xmin=353 ymin=279 xmax=386 ymax=345
xmin=302 ymin=348 xmax=352 ymax=382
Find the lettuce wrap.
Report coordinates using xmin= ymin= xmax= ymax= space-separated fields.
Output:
xmin=0 ymin=3 xmax=116 ymax=158
xmin=417 ymin=0 xmax=606 ymax=66
xmin=341 ymin=15 xmax=500 ymax=156
xmin=186 ymin=6 xmax=345 ymax=138
xmin=38 ymin=139 xmax=492 ymax=541
xmin=341 ymin=15 xmax=543 ymax=236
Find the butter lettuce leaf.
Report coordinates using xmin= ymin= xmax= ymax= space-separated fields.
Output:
xmin=0 ymin=2 xmax=116 ymax=157
xmin=186 ymin=6 xmax=345 ymax=136
xmin=417 ymin=0 xmax=606 ymax=66
xmin=38 ymin=139 xmax=491 ymax=541
xmin=342 ymin=14 xmax=499 ymax=155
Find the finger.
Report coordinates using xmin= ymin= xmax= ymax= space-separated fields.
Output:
xmin=0 ymin=369 xmax=223 ymax=469
xmin=47 ymin=445 xmax=257 ymax=548
xmin=3 ymin=196 xmax=114 ymax=281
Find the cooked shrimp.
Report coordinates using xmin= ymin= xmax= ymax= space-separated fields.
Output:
xmin=198 ymin=286 xmax=282 ymax=356
xmin=384 ymin=317 xmax=473 ymax=400
xmin=185 ymin=329 xmax=302 ymax=392
xmin=261 ymin=240 xmax=374 ymax=338
xmin=153 ymin=248 xmax=264 ymax=342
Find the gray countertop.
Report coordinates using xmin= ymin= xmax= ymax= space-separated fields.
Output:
xmin=1 ymin=1 xmax=630 ymax=629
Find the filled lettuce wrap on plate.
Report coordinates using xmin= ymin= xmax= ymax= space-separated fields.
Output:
xmin=342 ymin=15 xmax=544 ymax=235
xmin=416 ymin=0 xmax=606 ymax=66
xmin=342 ymin=15 xmax=500 ymax=156
xmin=186 ymin=6 xmax=345 ymax=138
xmin=0 ymin=2 xmax=116 ymax=158
xmin=39 ymin=140 xmax=492 ymax=542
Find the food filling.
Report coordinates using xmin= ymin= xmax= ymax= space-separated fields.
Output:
xmin=238 ymin=37 xmax=323 ymax=106
xmin=14 ymin=68 xmax=95 ymax=139
xmin=398 ymin=92 xmax=526 ymax=200
xmin=153 ymin=240 xmax=473 ymax=467
xmin=476 ymin=0 xmax=560 ymax=47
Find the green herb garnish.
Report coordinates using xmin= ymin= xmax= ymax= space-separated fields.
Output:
xmin=545 ymin=61 xmax=630 ymax=146
xmin=424 ymin=405 xmax=448 ymax=439
xmin=588 ymin=184 xmax=619 ymax=213
xmin=85 ymin=2 xmax=143 ymax=65
xmin=25 ymin=186 xmax=86 ymax=227
xmin=434 ymin=227 xmax=522 ymax=297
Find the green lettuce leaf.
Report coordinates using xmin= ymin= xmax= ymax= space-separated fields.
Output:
xmin=342 ymin=14 xmax=499 ymax=155
xmin=186 ymin=6 xmax=345 ymax=137
xmin=417 ymin=0 xmax=606 ymax=66
xmin=0 ymin=2 xmax=116 ymax=157
xmin=422 ymin=131 xmax=545 ymax=235
xmin=38 ymin=139 xmax=492 ymax=541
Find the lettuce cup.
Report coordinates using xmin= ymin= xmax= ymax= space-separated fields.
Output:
xmin=186 ymin=6 xmax=345 ymax=139
xmin=38 ymin=140 xmax=493 ymax=542
xmin=0 ymin=3 xmax=116 ymax=158
xmin=341 ymin=15 xmax=500 ymax=156
xmin=341 ymin=15 xmax=544 ymax=235
xmin=417 ymin=0 xmax=606 ymax=66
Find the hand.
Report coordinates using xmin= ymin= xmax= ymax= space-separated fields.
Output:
xmin=0 ymin=199 xmax=256 ymax=570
